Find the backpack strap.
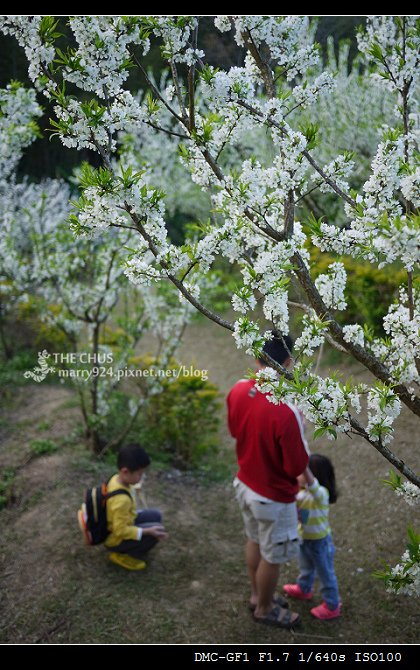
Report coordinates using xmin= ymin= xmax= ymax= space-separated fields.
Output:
xmin=106 ymin=488 xmax=132 ymax=501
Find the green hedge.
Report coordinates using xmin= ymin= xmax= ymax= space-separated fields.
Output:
xmin=310 ymin=250 xmax=407 ymax=335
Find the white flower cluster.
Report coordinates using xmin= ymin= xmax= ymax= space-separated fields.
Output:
xmin=77 ymin=186 xmax=129 ymax=233
xmin=229 ymin=224 xmax=308 ymax=337
xmin=357 ymin=16 xmax=420 ymax=100
xmin=360 ymin=137 xmax=404 ymax=219
xmin=316 ymin=154 xmax=354 ymax=195
xmin=262 ymin=289 xmax=289 ymax=333
xmin=53 ymin=91 xmax=149 ymax=152
xmin=233 ymin=318 xmax=272 ymax=356
xmin=379 ymin=292 xmax=420 ymax=385
xmin=342 ymin=324 xmax=365 ymax=348
xmin=200 ymin=65 xmax=258 ymax=105
xmin=0 ymin=84 xmax=42 ymax=181
xmin=0 ymin=16 xmax=55 ymax=86
xmin=214 ymin=16 xmax=232 ymax=33
xmin=231 ymin=287 xmax=257 ymax=314
xmin=395 ymin=482 xmax=420 ymax=507
xmin=315 ymin=262 xmax=347 ymax=311
xmin=292 ymin=72 xmax=335 ymax=109
xmin=223 ymin=16 xmax=320 ymax=81
xmin=150 ymin=17 xmax=204 ymax=66
xmin=387 ymin=548 xmax=420 ymax=597
xmin=367 ymin=384 xmax=401 ymax=445
xmin=400 ymin=167 xmax=420 ymax=207
xmin=125 ymin=250 xmax=172 ymax=288
xmin=294 ymin=313 xmax=329 ymax=357
xmin=255 ymin=367 xmax=362 ymax=437
xmin=213 ymin=132 xmax=308 ymax=238
xmin=66 ymin=17 xmax=150 ymax=98
xmin=314 ymin=212 xmax=420 ymax=271
xmin=180 ymin=144 xmax=219 ymax=188
xmin=72 ymin=167 xmax=170 ymax=259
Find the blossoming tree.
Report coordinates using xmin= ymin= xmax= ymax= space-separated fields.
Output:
xmin=1 ymin=15 xmax=419 ymax=592
xmin=0 ymin=83 xmax=195 ymax=453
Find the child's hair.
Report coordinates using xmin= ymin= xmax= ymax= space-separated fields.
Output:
xmin=117 ymin=443 xmax=151 ymax=471
xmin=309 ymin=454 xmax=338 ymax=504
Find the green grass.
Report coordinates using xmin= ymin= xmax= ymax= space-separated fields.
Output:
xmin=0 ymin=467 xmax=16 ymax=510
xmin=29 ymin=439 xmax=58 ymax=456
xmin=36 ymin=420 xmax=52 ymax=432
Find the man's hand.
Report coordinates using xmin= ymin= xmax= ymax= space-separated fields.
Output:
xmin=142 ymin=525 xmax=168 ymax=540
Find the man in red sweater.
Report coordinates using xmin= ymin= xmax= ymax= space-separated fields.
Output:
xmin=227 ymin=334 xmax=309 ymax=628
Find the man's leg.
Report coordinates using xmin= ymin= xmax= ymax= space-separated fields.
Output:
xmin=251 ymin=500 xmax=300 ymax=624
xmin=254 ymin=558 xmax=279 ymax=617
xmin=245 ymin=539 xmax=261 ymax=607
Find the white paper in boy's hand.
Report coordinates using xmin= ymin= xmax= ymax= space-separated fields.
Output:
xmin=133 ymin=478 xmax=148 ymax=508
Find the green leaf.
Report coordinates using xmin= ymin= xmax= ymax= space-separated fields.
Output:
xmin=313 ymin=426 xmax=328 ymax=439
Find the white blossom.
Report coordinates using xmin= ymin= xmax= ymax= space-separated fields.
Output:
xmin=387 ymin=548 xmax=420 ymax=597
xmin=315 ymin=262 xmax=347 ymax=311
xmin=367 ymin=384 xmax=401 ymax=445
xmin=343 ymin=324 xmax=365 ymax=348
xmin=395 ymin=482 xmax=420 ymax=507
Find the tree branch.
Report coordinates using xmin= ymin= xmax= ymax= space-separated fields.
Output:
xmin=242 ymin=28 xmax=276 ymax=98
xmin=284 ymin=190 xmax=294 ymax=238
xmin=349 ymin=415 xmax=420 ymax=487
xmin=187 ymin=23 xmax=198 ymax=133
xmin=142 ymin=118 xmax=190 ymax=140
xmin=129 ymin=47 xmax=184 ymax=124
xmin=170 ymin=59 xmax=188 ymax=124
xmin=125 ymin=205 xmax=234 ymax=333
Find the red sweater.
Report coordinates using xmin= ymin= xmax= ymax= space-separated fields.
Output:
xmin=227 ymin=379 xmax=309 ymax=503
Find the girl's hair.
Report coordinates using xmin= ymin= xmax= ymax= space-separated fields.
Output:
xmin=309 ymin=454 xmax=338 ymax=504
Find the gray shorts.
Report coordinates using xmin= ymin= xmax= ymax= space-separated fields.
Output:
xmin=234 ymin=478 xmax=299 ymax=564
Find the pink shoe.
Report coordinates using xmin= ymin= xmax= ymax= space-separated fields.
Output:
xmin=283 ymin=583 xmax=313 ymax=600
xmin=311 ymin=601 xmax=342 ymax=620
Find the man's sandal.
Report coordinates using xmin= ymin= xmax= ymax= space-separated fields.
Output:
xmin=253 ymin=605 xmax=300 ymax=629
xmin=248 ymin=594 xmax=289 ymax=612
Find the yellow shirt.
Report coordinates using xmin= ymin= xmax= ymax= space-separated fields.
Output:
xmin=104 ymin=474 xmax=139 ymax=547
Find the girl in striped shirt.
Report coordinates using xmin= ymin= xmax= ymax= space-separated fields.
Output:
xmin=283 ymin=454 xmax=342 ymax=620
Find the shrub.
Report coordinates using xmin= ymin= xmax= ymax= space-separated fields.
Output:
xmin=310 ymin=249 xmax=407 ymax=335
xmin=29 ymin=438 xmax=58 ymax=456
xmin=0 ymin=294 xmax=69 ymax=361
xmin=17 ymin=297 xmax=69 ymax=351
xmin=139 ymin=371 xmax=221 ymax=467
xmin=0 ymin=350 xmax=38 ymax=390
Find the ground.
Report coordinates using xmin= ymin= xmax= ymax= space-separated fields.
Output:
xmin=0 ymin=317 xmax=419 ymax=644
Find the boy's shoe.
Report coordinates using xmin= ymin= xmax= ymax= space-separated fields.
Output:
xmin=310 ymin=601 xmax=342 ymax=620
xmin=283 ymin=583 xmax=313 ymax=600
xmin=108 ymin=552 xmax=146 ymax=571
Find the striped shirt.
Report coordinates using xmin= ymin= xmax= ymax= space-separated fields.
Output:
xmin=297 ymin=478 xmax=330 ymax=540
